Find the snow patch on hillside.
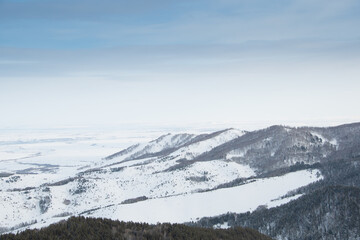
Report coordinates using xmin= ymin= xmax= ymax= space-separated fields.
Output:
xmin=124 ymin=133 xmax=197 ymax=160
xmin=171 ymin=129 xmax=245 ymax=160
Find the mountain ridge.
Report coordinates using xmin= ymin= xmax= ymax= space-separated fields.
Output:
xmin=1 ymin=122 xmax=360 ymax=238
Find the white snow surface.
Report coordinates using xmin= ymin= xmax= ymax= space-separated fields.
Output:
xmin=87 ymin=169 xmax=322 ymax=223
xmin=214 ymin=222 xmax=230 ymax=229
xmin=110 ymin=133 xmax=197 ymax=162
xmin=169 ymin=129 xmax=245 ymax=160
xmin=310 ymin=131 xmax=338 ymax=147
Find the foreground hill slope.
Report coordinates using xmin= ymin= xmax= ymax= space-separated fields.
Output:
xmin=195 ymin=186 xmax=360 ymax=240
xmin=193 ymin=156 xmax=360 ymax=240
xmin=1 ymin=216 xmax=272 ymax=240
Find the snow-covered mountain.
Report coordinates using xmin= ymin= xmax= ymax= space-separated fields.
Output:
xmin=1 ymin=123 xmax=360 ymax=235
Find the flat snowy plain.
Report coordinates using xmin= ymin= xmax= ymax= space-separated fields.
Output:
xmin=0 ymin=127 xmax=166 ymax=178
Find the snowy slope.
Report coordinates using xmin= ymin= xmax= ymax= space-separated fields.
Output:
xmin=8 ymin=169 xmax=321 ymax=234
xmin=104 ymin=133 xmax=197 ymax=162
xmin=87 ymin=169 xmax=321 ymax=223
xmin=169 ymin=129 xmax=245 ymax=160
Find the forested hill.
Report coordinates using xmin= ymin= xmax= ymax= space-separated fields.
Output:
xmin=192 ymin=156 xmax=360 ymax=240
xmin=195 ymin=185 xmax=360 ymax=240
xmin=1 ymin=216 xmax=272 ymax=240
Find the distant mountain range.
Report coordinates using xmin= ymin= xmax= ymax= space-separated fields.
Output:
xmin=1 ymin=122 xmax=360 ymax=239
xmin=107 ymin=122 xmax=360 ymax=175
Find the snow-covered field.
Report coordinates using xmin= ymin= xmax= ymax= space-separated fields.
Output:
xmin=88 ymin=169 xmax=321 ymax=223
xmin=0 ymin=127 xmax=167 ymax=186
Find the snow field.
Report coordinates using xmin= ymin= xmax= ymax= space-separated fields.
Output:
xmin=88 ymin=169 xmax=322 ymax=223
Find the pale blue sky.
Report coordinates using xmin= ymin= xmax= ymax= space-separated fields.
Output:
xmin=0 ymin=0 xmax=360 ymax=128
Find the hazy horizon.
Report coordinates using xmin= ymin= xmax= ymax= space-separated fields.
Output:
xmin=1 ymin=0 xmax=359 ymax=128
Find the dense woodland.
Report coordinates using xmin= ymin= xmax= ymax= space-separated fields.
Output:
xmin=1 ymin=216 xmax=272 ymax=240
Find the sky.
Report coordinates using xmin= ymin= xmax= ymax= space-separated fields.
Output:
xmin=0 ymin=0 xmax=360 ymax=130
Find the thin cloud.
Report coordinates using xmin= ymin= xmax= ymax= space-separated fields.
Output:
xmin=1 ymin=0 xmax=359 ymax=49
xmin=0 ymin=0 xmax=171 ymax=20
xmin=0 ymin=60 xmax=38 ymax=65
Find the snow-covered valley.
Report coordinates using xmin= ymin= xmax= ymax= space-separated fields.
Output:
xmin=87 ymin=169 xmax=321 ymax=224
